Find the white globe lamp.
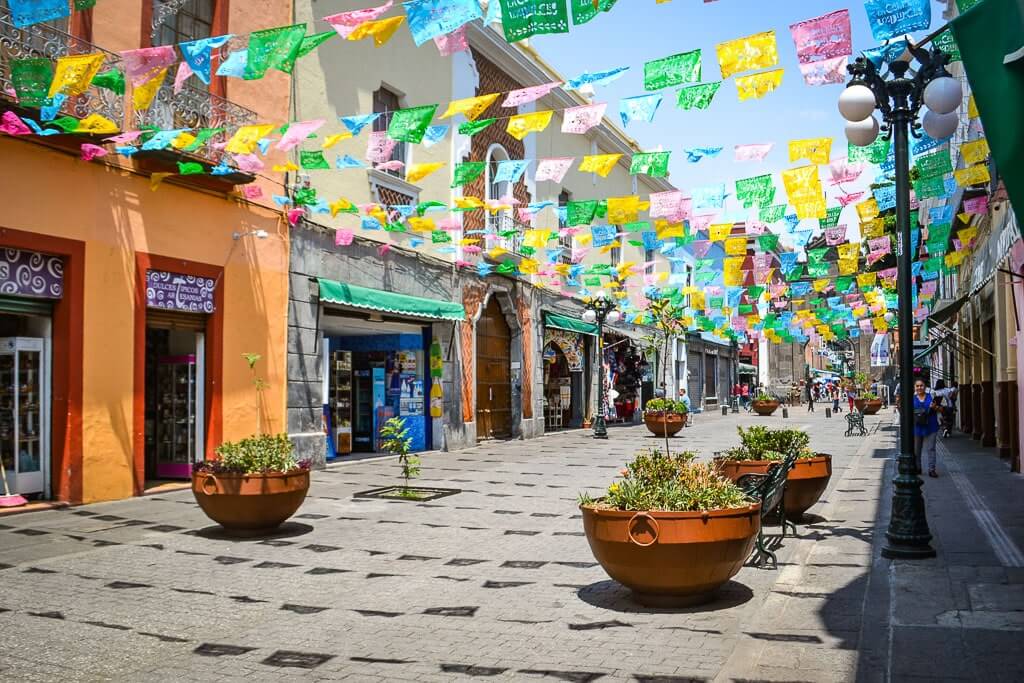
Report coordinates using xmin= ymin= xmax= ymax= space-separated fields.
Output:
xmin=606 ymin=310 xmax=621 ymax=324
xmin=923 ymin=110 xmax=959 ymax=139
xmin=884 ymin=312 xmax=895 ymax=323
xmin=581 ymin=309 xmax=597 ymax=324
xmin=594 ymin=289 xmax=607 ymax=300
xmin=839 ymin=85 xmax=877 ymax=122
xmin=845 ymin=115 xmax=880 ymax=147
xmin=923 ymin=76 xmax=962 ymax=115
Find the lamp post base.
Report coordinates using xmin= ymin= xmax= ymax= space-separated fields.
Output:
xmin=881 ymin=454 xmax=936 ymax=559
xmin=592 ymin=416 xmax=608 ymax=439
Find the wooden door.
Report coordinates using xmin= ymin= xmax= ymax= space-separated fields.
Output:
xmin=476 ymin=298 xmax=512 ymax=439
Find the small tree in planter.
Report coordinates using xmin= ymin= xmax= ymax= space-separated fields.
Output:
xmin=750 ymin=390 xmax=780 ymax=416
xmin=379 ymin=417 xmax=421 ymax=497
xmin=643 ymin=397 xmax=688 ymax=444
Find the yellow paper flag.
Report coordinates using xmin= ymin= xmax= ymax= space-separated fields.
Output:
xmin=322 ymin=132 xmax=352 ymax=149
xmin=454 ymin=196 xmax=484 ymax=209
xmin=967 ymin=94 xmax=978 ymax=119
xmin=945 ymin=250 xmax=968 ymax=267
xmin=794 ymin=196 xmax=827 ymax=220
xmin=347 ymin=16 xmax=405 ymax=47
xmin=812 ymin=278 xmax=831 ymax=292
xmin=781 ymin=164 xmax=820 ymax=199
xmin=519 ymin=258 xmax=539 ymax=275
xmin=788 ymin=137 xmax=832 ymax=165
xmin=441 ymin=93 xmax=499 ymax=121
xmin=837 ymin=258 xmax=859 ymax=275
xmin=735 ymin=69 xmax=784 ymax=101
xmin=523 ymin=230 xmax=552 ymax=249
xmin=655 ymin=221 xmax=685 ymax=239
xmin=578 ymin=153 xmax=622 ymax=177
xmin=861 ymin=218 xmax=885 ymax=239
xmin=725 ymin=237 xmax=747 ymax=255
xmin=709 ymin=223 xmax=733 ymax=241
xmin=716 ymin=31 xmax=779 ymax=78
xmin=407 ymin=217 xmax=435 ymax=232
xmin=132 ymin=68 xmax=167 ymax=111
xmin=507 ymin=110 xmax=553 ymax=140
xmin=954 ymin=163 xmax=991 ymax=187
xmin=329 ymin=198 xmax=354 ymax=217
xmin=48 ymin=53 xmax=105 ymax=98
xmin=836 ymin=242 xmax=860 ymax=260
xmin=961 ymin=138 xmax=989 ymax=165
xmin=856 ymin=197 xmax=880 ymax=221
xmin=273 ymin=162 xmax=300 ymax=172
xmin=149 ymin=172 xmax=172 ymax=191
xmin=406 ymin=162 xmax=445 ymax=183
xmin=857 ymin=272 xmax=877 ymax=289
xmin=226 ymin=124 xmax=276 ymax=155
xmin=607 ymin=196 xmax=644 ymax=224
xmin=171 ymin=132 xmax=197 ymax=150
xmin=76 ymin=113 xmax=119 ymax=135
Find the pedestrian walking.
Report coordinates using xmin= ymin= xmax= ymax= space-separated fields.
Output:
xmin=741 ymin=383 xmax=750 ymax=411
xmin=806 ymin=383 xmax=815 ymax=412
xmin=832 ymin=384 xmax=841 ymax=413
xmin=912 ymin=379 xmax=941 ymax=477
xmin=847 ymin=386 xmax=856 ymax=413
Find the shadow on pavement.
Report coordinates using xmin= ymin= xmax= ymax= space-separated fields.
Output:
xmin=189 ymin=521 xmax=315 ymax=542
xmin=576 ymin=579 xmax=754 ymax=614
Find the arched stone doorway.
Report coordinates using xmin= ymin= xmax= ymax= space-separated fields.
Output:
xmin=476 ymin=297 xmax=512 ymax=439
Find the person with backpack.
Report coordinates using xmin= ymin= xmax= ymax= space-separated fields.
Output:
xmin=912 ymin=379 xmax=942 ymax=477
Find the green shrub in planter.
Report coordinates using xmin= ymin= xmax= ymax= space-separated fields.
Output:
xmin=722 ymin=426 xmax=815 ymax=462
xmin=645 ymin=397 xmax=688 ymax=414
xmin=194 ymin=434 xmax=309 ymax=475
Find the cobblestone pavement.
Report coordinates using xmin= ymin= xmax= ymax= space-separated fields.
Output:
xmin=0 ymin=407 xmax=980 ymax=682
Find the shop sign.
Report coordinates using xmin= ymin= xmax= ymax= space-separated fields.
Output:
xmin=0 ymin=248 xmax=63 ymax=299
xmin=543 ymin=328 xmax=585 ymax=372
xmin=146 ymin=270 xmax=215 ymax=313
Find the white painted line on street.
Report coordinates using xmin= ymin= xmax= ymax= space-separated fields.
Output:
xmin=939 ymin=441 xmax=1024 ymax=568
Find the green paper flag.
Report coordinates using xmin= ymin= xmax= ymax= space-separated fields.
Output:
xmin=914 ymin=149 xmax=952 ymax=179
xmin=644 ymin=50 xmax=702 ymax=91
xmin=91 ymin=69 xmax=125 ymax=95
xmin=299 ymin=150 xmax=331 ymax=170
xmin=499 ymin=0 xmax=570 ymax=43
xmin=914 ymin=175 xmax=947 ymax=199
xmin=183 ymin=127 xmax=224 ymax=152
xmin=807 ymin=262 xmax=830 ymax=277
xmin=629 ymin=151 xmax=670 ymax=177
xmin=74 ymin=0 xmax=96 ymax=8
xmin=676 ymin=82 xmax=721 ymax=110
xmin=933 ymin=30 xmax=961 ymax=63
xmin=50 ymin=116 xmax=79 ymax=133
xmin=623 ymin=221 xmax=649 ymax=232
xmin=10 ymin=58 xmax=53 ymax=108
xmin=735 ymin=174 xmax=774 ymax=208
xmin=296 ymin=30 xmax=335 ymax=59
xmin=387 ymin=104 xmax=438 ymax=144
xmin=431 ymin=230 xmax=452 ymax=244
xmin=567 ymin=200 xmax=599 ymax=226
xmin=836 ymin=276 xmax=853 ymax=292
xmin=177 ymin=161 xmax=205 ymax=175
xmin=757 ymin=233 xmax=779 ymax=252
xmin=820 ymin=206 xmax=842 ymax=230
xmin=570 ymin=0 xmax=616 ymax=25
xmin=785 ymin=266 xmax=804 ymax=281
xmin=245 ymin=24 xmax=306 ymax=80
xmin=293 ymin=187 xmax=318 ymax=206
xmin=458 ymin=118 xmax=496 ymax=136
xmin=807 ymin=247 xmax=829 ymax=264
xmin=759 ymin=204 xmax=787 ymax=223
xmin=451 ymin=161 xmax=486 ymax=187
xmin=848 ymin=136 xmax=890 ymax=164
xmin=417 ymin=200 xmax=446 ymax=215
xmin=584 ymin=276 xmax=602 ymax=287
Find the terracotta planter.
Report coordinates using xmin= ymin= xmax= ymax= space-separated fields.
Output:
xmin=861 ymin=400 xmax=882 ymax=415
xmin=644 ymin=411 xmax=686 ymax=437
xmin=581 ymin=503 xmax=760 ymax=606
xmin=192 ymin=470 xmax=310 ymax=536
xmin=751 ymin=399 xmax=779 ymax=416
xmin=714 ymin=454 xmax=832 ymax=518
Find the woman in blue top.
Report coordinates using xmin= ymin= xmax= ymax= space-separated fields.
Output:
xmin=912 ymin=379 xmax=942 ymax=478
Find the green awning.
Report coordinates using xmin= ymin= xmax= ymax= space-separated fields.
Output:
xmin=738 ymin=362 xmax=758 ymax=374
xmin=544 ymin=312 xmax=599 ymax=337
xmin=318 ymin=278 xmax=465 ymax=322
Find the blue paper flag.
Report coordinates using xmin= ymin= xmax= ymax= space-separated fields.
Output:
xmin=336 ymin=154 xmax=366 ymax=169
xmin=9 ymin=0 xmax=68 ymax=28
xmin=619 ymin=93 xmax=662 ymax=127
xmin=477 ymin=262 xmax=494 ymax=276
xmin=340 ymin=113 xmax=381 ymax=136
xmin=21 ymin=118 xmax=59 ymax=136
xmin=641 ymin=231 xmax=662 ymax=250
xmin=141 ymin=129 xmax=187 ymax=151
xmin=256 ymin=138 xmax=272 ymax=155
xmin=930 ymin=205 xmax=954 ymax=223
xmin=179 ymin=34 xmax=233 ymax=85
xmin=591 ymin=225 xmax=618 ymax=247
xmin=684 ymin=147 xmax=723 ymax=163
xmin=792 ymin=230 xmax=814 ymax=248
xmin=863 ymin=39 xmax=909 ymax=68
xmin=493 ymin=159 xmax=531 ymax=184
xmin=216 ymin=50 xmax=248 ymax=78
xmin=873 ymin=185 xmax=897 ymax=211
xmin=272 ymin=195 xmax=292 ymax=207
xmin=39 ymin=94 xmax=66 ymax=122
xmin=567 ymin=66 xmax=630 ymax=90
xmin=864 ymin=0 xmax=930 ymax=41
xmin=403 ymin=0 xmax=482 ymax=46
xmin=361 ymin=216 xmax=383 ymax=230
xmin=422 ymin=125 xmax=449 ymax=146
xmin=912 ymin=131 xmax=950 ymax=155
xmin=211 ymin=162 xmax=233 ymax=176
xmin=115 ymin=145 xmax=138 ymax=156
xmin=692 ymin=184 xmax=726 ymax=210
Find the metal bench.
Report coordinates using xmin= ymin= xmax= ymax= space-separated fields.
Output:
xmin=735 ymin=451 xmax=798 ymax=569
xmin=845 ymin=411 xmax=867 ymax=437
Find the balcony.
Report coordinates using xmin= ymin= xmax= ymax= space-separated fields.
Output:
xmin=484 ymin=212 xmax=528 ymax=258
xmin=0 ymin=6 xmax=123 ymax=125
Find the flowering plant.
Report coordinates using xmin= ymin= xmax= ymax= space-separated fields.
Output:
xmin=194 ymin=434 xmax=310 ymax=475
xmin=718 ymin=425 xmax=816 ymax=462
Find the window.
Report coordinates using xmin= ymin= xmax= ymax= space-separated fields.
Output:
xmin=152 ymin=0 xmax=214 ymax=48
xmin=485 ymin=144 xmax=519 ymax=252
xmin=644 ymin=248 xmax=655 ymax=275
xmin=609 ymin=233 xmax=621 ymax=267
xmin=372 ymin=86 xmax=406 ymax=178
xmin=557 ymin=189 xmax=572 ymax=264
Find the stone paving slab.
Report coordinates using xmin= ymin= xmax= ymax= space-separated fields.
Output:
xmin=0 ymin=410 xmax=903 ymax=682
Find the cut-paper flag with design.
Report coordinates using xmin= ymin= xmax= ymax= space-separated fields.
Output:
xmin=736 ymin=69 xmax=784 ymax=101
xmin=386 ymin=104 xmax=438 ymax=143
xmin=459 ymin=118 xmax=495 ymax=136
xmin=507 ymin=110 xmax=553 ymax=140
xmin=48 ymin=53 xmax=106 ymax=98
xmin=676 ymin=82 xmax=721 ymax=110
xmin=619 ymin=93 xmax=662 ymax=126
xmin=864 ymin=0 xmax=931 ymax=41
xmin=717 ymin=31 xmax=778 ymax=79
xmin=451 ymin=161 xmax=486 ymax=187
xmin=9 ymin=0 xmax=69 ymax=28
xmin=799 ymin=56 xmax=849 ymax=86
xmin=216 ymin=50 xmax=248 ymax=78
xmin=276 ymin=119 xmax=326 ymax=151
xmin=179 ymin=34 xmax=233 ymax=85
xmin=441 ymin=93 xmax=499 ymax=121
xmin=503 ymin=81 xmax=562 ymax=107
xmin=789 ymin=10 xmax=851 ymax=64
xmin=566 ymin=66 xmax=629 ymax=89
xmin=434 ymin=25 xmax=469 ymax=55
xmin=579 ymin=154 xmax=622 ymax=177
xmin=561 ymin=103 xmax=607 ymax=134
xmin=403 ymin=0 xmax=482 ymax=46
xmin=296 ymin=31 xmax=336 ymax=59
xmin=340 ymin=113 xmax=380 ymax=135
xmin=366 ymin=131 xmax=397 ymax=163
xmin=571 ymin=0 xmax=617 ymax=25
xmin=347 ymin=16 xmax=406 ymax=46
xmin=245 ymin=24 xmax=307 ymax=79
xmin=498 ymin=0 xmax=570 ymax=43
xmin=535 ymin=157 xmax=574 ymax=183
xmin=684 ymin=147 xmax=723 ymax=163
xmin=132 ymin=68 xmax=167 ymax=110
xmin=325 ymin=1 xmax=394 ymax=37
xmin=120 ymin=46 xmax=175 ymax=86
xmin=735 ymin=143 xmax=773 ymax=161
xmin=630 ymin=151 xmax=670 ymax=177
xmin=643 ymin=50 xmax=702 ymax=91
xmin=789 ymin=137 xmax=832 ymax=164
xmin=493 ymin=159 xmax=531 ymax=184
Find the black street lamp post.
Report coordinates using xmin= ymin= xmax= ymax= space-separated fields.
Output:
xmin=840 ymin=44 xmax=962 ymax=559
xmin=582 ymin=291 xmax=621 ymax=440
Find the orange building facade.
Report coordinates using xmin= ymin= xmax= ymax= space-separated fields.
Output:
xmin=0 ymin=1 xmax=292 ymax=503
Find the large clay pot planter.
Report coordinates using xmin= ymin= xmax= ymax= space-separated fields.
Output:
xmin=751 ymin=399 xmax=779 ymax=416
xmin=581 ymin=503 xmax=761 ymax=606
xmin=714 ymin=454 xmax=833 ymax=519
xmin=861 ymin=400 xmax=882 ymax=415
xmin=192 ymin=470 xmax=310 ymax=536
xmin=644 ymin=411 xmax=685 ymax=437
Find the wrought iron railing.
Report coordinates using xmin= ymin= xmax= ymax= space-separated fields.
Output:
xmin=0 ymin=5 xmax=123 ymax=124
xmin=486 ymin=212 xmax=528 ymax=255
xmin=134 ymin=76 xmax=258 ymax=163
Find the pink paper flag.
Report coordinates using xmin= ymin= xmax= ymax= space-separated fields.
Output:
xmin=120 ymin=45 xmax=177 ymax=86
xmin=335 ymin=229 xmax=355 ymax=246
xmin=503 ymin=81 xmax=562 ymax=107
xmin=837 ymin=191 xmax=865 ymax=206
xmin=366 ymin=131 xmax=396 ymax=163
xmin=868 ymin=236 xmax=890 ymax=254
xmin=3 ymin=85 xmax=18 ymax=102
xmin=690 ymin=240 xmax=712 ymax=258
xmin=690 ymin=214 xmax=715 ymax=232
xmin=963 ymin=195 xmax=988 ymax=215
xmin=825 ymin=225 xmax=847 ymax=246
xmin=276 ymin=118 xmax=326 ymax=151
xmin=734 ymin=143 xmax=774 ymax=162
xmin=829 ymin=156 xmax=862 ymax=185
xmin=287 ymin=208 xmax=305 ymax=226
xmin=104 ymin=130 xmax=142 ymax=144
xmin=455 ymin=259 xmax=473 ymax=268
xmin=517 ymin=208 xmax=535 ymax=223
xmin=649 ymin=190 xmax=683 ymax=219
xmin=434 ymin=26 xmax=468 ymax=56
xmin=437 ymin=216 xmax=462 ymax=231
xmin=324 ymin=1 xmax=394 ymax=38
xmin=534 ymin=157 xmax=573 ymax=183
xmin=561 ymin=103 xmax=606 ymax=134
xmin=377 ymin=243 xmax=391 ymax=257
xmin=789 ymin=10 xmax=852 ymax=64
xmin=799 ymin=56 xmax=849 ymax=86
xmin=463 ymin=245 xmax=482 ymax=254
xmin=173 ymin=61 xmax=193 ymax=94
xmin=242 ymin=185 xmax=263 ymax=200
xmin=0 ymin=111 xmax=32 ymax=136
xmin=747 ymin=221 xmax=767 ymax=235
xmin=752 ymin=254 xmax=772 ymax=268
xmin=80 ymin=143 xmax=107 ymax=161
xmin=233 ymin=153 xmax=265 ymax=172
xmin=375 ymin=160 xmax=405 ymax=172
xmin=571 ymin=247 xmax=588 ymax=262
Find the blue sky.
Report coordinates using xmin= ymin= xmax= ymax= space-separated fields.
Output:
xmin=532 ymin=1 xmax=934 ymax=197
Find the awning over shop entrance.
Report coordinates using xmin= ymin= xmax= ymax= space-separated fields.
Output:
xmin=738 ymin=362 xmax=757 ymax=375
xmin=317 ymin=278 xmax=466 ymax=322
xmin=543 ymin=312 xmax=599 ymax=337
xmin=927 ymin=295 xmax=968 ymax=326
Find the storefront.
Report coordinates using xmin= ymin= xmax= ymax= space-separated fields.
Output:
xmin=602 ymin=329 xmax=648 ymax=423
xmin=686 ymin=333 xmax=738 ymax=410
xmin=316 ymin=279 xmax=463 ymax=457
xmin=541 ymin=312 xmax=597 ymax=431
